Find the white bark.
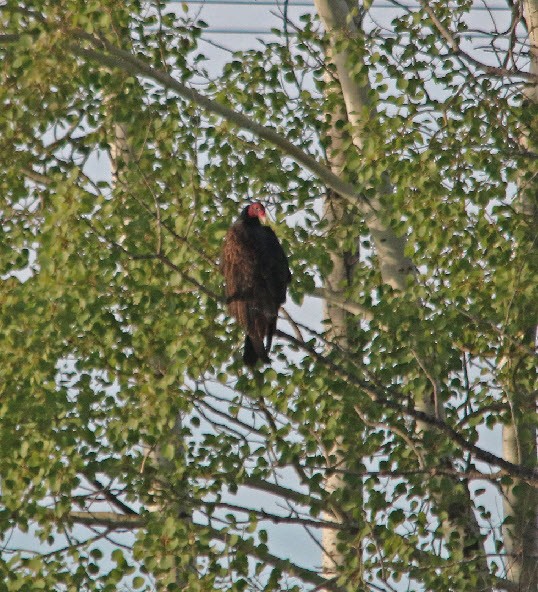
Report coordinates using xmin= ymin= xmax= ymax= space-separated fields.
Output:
xmin=109 ymin=122 xmax=129 ymax=184
xmin=502 ymin=422 xmax=538 ymax=589
xmin=314 ymin=0 xmax=414 ymax=291
xmin=525 ymin=0 xmax=538 ymax=103
xmin=315 ymin=1 xmax=411 ymax=585
xmin=109 ymin=116 xmax=192 ymax=589
xmin=500 ymin=4 xmax=538 ymax=589
xmin=314 ymin=1 xmax=491 ymax=587
xmin=321 ymin=62 xmax=360 ymax=582
xmin=321 ymin=461 xmax=347 ymax=582
xmin=321 ymin=207 xmax=359 ymax=582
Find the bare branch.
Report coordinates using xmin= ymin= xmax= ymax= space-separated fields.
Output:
xmin=206 ymin=499 xmax=344 ymax=530
xmin=420 ymin=1 xmax=535 ymax=81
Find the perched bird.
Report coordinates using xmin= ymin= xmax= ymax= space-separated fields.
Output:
xmin=221 ymin=202 xmax=291 ymax=366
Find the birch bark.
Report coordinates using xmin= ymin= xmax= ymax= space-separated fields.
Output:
xmin=321 ymin=77 xmax=362 ymax=583
xmin=314 ymin=0 xmax=414 ymax=291
xmin=500 ymin=3 xmax=538 ymax=588
xmin=314 ymin=1 xmax=491 ymax=587
xmin=109 ymin=116 xmax=191 ymax=590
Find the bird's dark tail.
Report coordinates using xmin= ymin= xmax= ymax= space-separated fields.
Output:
xmin=243 ymin=335 xmax=270 ymax=367
xmin=243 ymin=335 xmax=258 ymax=367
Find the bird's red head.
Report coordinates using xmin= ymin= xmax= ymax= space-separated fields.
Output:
xmin=246 ymin=202 xmax=267 ymax=223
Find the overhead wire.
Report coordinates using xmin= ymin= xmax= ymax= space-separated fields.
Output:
xmin=175 ymin=0 xmax=516 ymax=11
xmin=171 ymin=0 xmax=526 ymax=39
xmin=182 ymin=29 xmax=527 ymax=39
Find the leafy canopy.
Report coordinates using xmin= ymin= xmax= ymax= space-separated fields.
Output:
xmin=0 ymin=1 xmax=536 ymax=591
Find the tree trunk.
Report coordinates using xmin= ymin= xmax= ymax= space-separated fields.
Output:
xmin=500 ymin=3 xmax=538 ymax=589
xmin=502 ymin=417 xmax=538 ymax=590
xmin=314 ymin=0 xmax=414 ymax=291
xmin=321 ymin=99 xmax=361 ymax=583
xmin=314 ymin=1 xmax=491 ymax=587
xmin=109 ymin=116 xmax=192 ymax=589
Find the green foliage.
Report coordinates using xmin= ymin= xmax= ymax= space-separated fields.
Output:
xmin=0 ymin=0 xmax=536 ymax=591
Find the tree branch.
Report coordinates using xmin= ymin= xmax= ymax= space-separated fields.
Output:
xmin=69 ymin=511 xmax=143 ymax=529
xmin=207 ymin=525 xmax=342 ymax=590
xmin=420 ymin=1 xmax=535 ymax=81
xmin=277 ymin=329 xmax=538 ymax=486
xmin=313 ymin=286 xmax=374 ymax=319
xmin=206 ymin=499 xmax=344 ymax=530
xmin=242 ymin=476 xmax=316 ymax=507
xmin=87 ymin=477 xmax=138 ymax=516
xmin=68 ymin=34 xmax=369 ymax=210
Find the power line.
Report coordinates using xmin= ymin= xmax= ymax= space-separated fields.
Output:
xmin=145 ymin=24 xmax=528 ymax=41
xmin=168 ymin=1 xmax=526 ymax=41
xmin=198 ymin=28 xmax=526 ymax=40
xmin=176 ymin=0 xmax=515 ymax=11
xmin=174 ymin=0 xmax=313 ymax=4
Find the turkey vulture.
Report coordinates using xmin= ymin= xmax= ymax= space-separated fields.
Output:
xmin=221 ymin=202 xmax=291 ymax=366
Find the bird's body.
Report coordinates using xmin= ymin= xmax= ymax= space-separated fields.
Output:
xmin=221 ymin=203 xmax=291 ymax=366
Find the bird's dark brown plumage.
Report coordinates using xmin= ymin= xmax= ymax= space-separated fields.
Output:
xmin=221 ymin=202 xmax=291 ymax=366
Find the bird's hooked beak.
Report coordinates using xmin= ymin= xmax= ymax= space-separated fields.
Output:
xmin=260 ymin=207 xmax=274 ymax=226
